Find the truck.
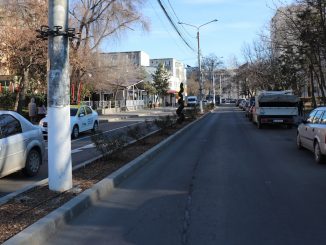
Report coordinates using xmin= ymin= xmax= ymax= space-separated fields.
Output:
xmin=252 ymin=90 xmax=299 ymax=129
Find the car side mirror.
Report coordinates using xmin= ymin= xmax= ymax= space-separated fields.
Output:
xmin=79 ymin=113 xmax=85 ymax=117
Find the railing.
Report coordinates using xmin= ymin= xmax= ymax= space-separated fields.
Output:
xmin=82 ymin=100 xmax=144 ymax=109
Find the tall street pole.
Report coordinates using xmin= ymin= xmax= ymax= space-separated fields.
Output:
xmin=48 ymin=0 xmax=72 ymax=191
xmin=178 ymin=19 xmax=218 ymax=113
xmin=213 ymin=71 xmax=216 ymax=105
xmin=219 ymin=73 xmax=222 ymax=104
xmin=197 ymin=30 xmax=204 ymax=113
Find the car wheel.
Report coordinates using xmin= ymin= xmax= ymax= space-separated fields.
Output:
xmin=314 ymin=142 xmax=324 ymax=164
xmin=23 ymin=149 xmax=41 ymax=177
xmin=296 ymin=134 xmax=303 ymax=150
xmin=92 ymin=121 xmax=99 ymax=133
xmin=72 ymin=125 xmax=79 ymax=139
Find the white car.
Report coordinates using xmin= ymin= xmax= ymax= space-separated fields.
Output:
xmin=186 ymin=96 xmax=198 ymax=107
xmin=39 ymin=105 xmax=99 ymax=139
xmin=297 ymin=107 xmax=326 ymax=163
xmin=0 ymin=111 xmax=45 ymax=177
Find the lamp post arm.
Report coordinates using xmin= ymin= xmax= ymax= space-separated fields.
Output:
xmin=199 ymin=19 xmax=218 ymax=29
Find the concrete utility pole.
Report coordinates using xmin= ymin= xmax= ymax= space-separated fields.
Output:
xmin=212 ymin=70 xmax=216 ymax=105
xmin=197 ymin=30 xmax=203 ymax=113
xmin=178 ymin=19 xmax=218 ymax=113
xmin=48 ymin=0 xmax=72 ymax=191
xmin=219 ymin=73 xmax=223 ymax=104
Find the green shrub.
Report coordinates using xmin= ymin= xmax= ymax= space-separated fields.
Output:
xmin=185 ymin=107 xmax=199 ymax=120
xmin=0 ymin=92 xmax=16 ymax=110
xmin=126 ymin=125 xmax=146 ymax=144
xmin=154 ymin=115 xmax=177 ymax=134
xmin=91 ymin=132 xmax=128 ymax=160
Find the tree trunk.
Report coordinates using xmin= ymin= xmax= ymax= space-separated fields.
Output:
xmin=16 ymin=68 xmax=29 ymax=114
xmin=310 ymin=65 xmax=317 ymax=108
xmin=14 ymin=76 xmax=22 ymax=111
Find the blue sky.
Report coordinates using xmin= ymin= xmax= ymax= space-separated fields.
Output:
xmin=103 ymin=0 xmax=293 ymax=67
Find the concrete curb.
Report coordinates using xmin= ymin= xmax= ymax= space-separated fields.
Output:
xmin=4 ymin=113 xmax=210 ymax=245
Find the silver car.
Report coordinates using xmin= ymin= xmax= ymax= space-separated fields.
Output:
xmin=297 ymin=107 xmax=326 ymax=163
xmin=0 ymin=111 xmax=45 ymax=177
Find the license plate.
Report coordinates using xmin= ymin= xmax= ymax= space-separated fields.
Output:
xmin=273 ymin=119 xmax=283 ymax=123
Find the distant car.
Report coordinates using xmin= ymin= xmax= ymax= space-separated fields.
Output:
xmin=0 ymin=111 xmax=45 ymax=177
xmin=39 ymin=105 xmax=99 ymax=139
xmin=297 ymin=107 xmax=326 ymax=163
xmin=186 ymin=96 xmax=198 ymax=107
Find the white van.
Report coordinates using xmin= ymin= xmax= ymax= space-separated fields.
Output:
xmin=186 ymin=96 xmax=198 ymax=107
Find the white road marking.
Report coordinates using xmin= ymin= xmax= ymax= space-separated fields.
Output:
xmin=71 ymin=143 xmax=95 ymax=154
xmin=45 ymin=121 xmax=143 ymax=150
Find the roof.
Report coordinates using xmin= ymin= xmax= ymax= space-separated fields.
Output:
xmin=257 ymin=94 xmax=299 ymax=103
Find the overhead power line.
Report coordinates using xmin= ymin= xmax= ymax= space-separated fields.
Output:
xmin=166 ymin=0 xmax=193 ymax=39
xmin=157 ymin=0 xmax=195 ymax=52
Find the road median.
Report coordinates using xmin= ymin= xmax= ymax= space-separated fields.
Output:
xmin=3 ymin=111 xmax=210 ymax=245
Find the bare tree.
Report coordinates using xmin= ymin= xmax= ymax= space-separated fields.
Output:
xmin=202 ymin=54 xmax=223 ymax=97
xmin=0 ymin=0 xmax=48 ymax=112
xmin=90 ymin=53 xmax=145 ymax=101
xmin=68 ymin=0 xmax=149 ymax=92
xmin=186 ymin=70 xmax=200 ymax=96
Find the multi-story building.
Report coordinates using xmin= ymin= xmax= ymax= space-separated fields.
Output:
xmin=150 ymin=58 xmax=186 ymax=93
xmin=100 ymin=51 xmax=150 ymax=67
xmin=97 ymin=52 xmax=187 ymax=108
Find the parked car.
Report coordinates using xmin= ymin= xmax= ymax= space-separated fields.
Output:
xmin=297 ymin=107 xmax=326 ymax=163
xmin=0 ymin=111 xmax=45 ymax=177
xmin=236 ymin=99 xmax=244 ymax=107
xmin=39 ymin=105 xmax=99 ymax=139
xmin=239 ymin=100 xmax=247 ymax=110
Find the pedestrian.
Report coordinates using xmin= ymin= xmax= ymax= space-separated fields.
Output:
xmin=149 ymin=100 xmax=152 ymax=109
xmin=28 ymin=98 xmax=37 ymax=123
xmin=38 ymin=103 xmax=47 ymax=117
xmin=298 ymin=99 xmax=304 ymax=117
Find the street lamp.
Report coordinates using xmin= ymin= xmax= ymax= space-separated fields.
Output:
xmin=219 ymin=73 xmax=223 ymax=104
xmin=178 ymin=19 xmax=218 ymax=113
xmin=211 ymin=57 xmax=223 ymax=106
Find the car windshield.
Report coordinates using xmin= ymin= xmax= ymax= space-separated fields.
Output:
xmin=70 ymin=108 xmax=78 ymax=116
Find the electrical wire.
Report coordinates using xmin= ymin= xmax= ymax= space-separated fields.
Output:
xmin=157 ymin=0 xmax=195 ymax=52
xmin=166 ymin=0 xmax=194 ymax=39
xmin=149 ymin=1 xmax=195 ymax=59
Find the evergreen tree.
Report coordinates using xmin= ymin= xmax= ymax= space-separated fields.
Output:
xmin=152 ymin=63 xmax=170 ymax=102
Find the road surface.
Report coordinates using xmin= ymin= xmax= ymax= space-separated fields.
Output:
xmin=46 ymin=105 xmax=326 ymax=245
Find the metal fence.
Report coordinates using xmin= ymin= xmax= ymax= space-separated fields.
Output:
xmin=82 ymin=100 xmax=144 ymax=110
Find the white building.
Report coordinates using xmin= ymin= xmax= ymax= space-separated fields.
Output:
xmin=97 ymin=52 xmax=187 ymax=108
xmin=150 ymin=58 xmax=187 ymax=93
xmin=100 ymin=51 xmax=150 ymax=67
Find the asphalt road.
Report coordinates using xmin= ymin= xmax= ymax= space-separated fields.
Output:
xmin=46 ymin=105 xmax=326 ymax=245
xmin=0 ymin=118 xmax=152 ymax=197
